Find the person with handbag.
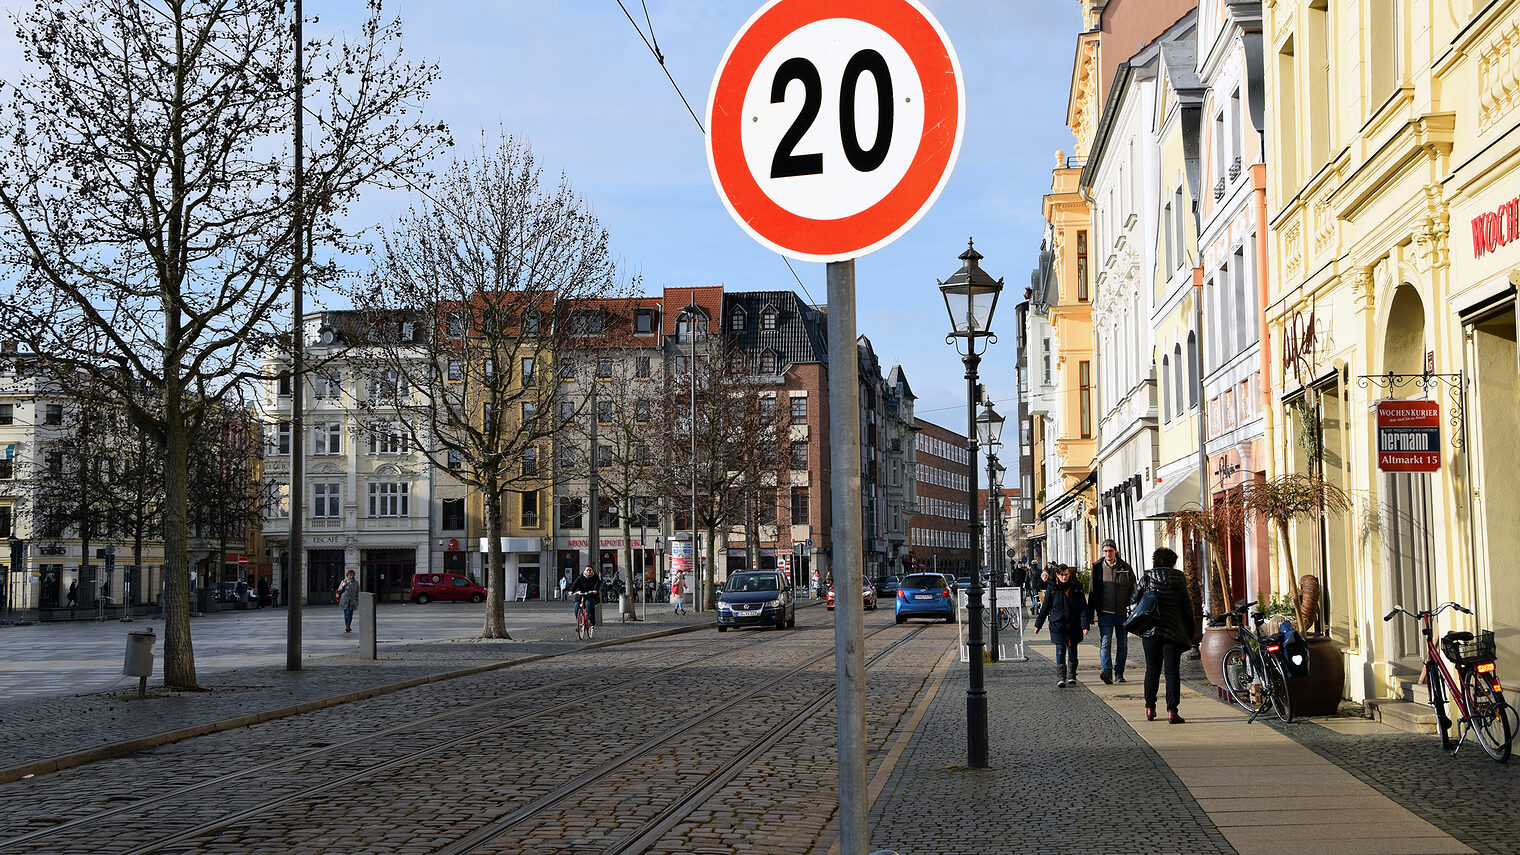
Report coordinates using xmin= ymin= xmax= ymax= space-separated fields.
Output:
xmin=1033 ymin=565 xmax=1090 ymax=688
xmin=1131 ymin=547 xmax=1199 ymax=723
xmin=670 ymin=574 xmax=687 ymax=615
xmin=1087 ymin=538 xmax=1136 ymax=685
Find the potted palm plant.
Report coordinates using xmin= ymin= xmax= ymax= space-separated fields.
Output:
xmin=1163 ymin=492 xmax=1246 ymax=686
xmin=1241 ymin=472 xmax=1352 ymax=715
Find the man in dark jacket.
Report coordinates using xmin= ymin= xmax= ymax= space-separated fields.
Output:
xmin=569 ymin=566 xmax=601 ymax=627
xmin=1088 ymin=539 xmax=1137 ymax=685
xmin=1132 ymin=547 xmax=1199 ymax=724
xmin=1034 ymin=565 xmax=1090 ymax=688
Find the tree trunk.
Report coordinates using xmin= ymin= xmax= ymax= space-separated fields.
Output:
xmin=161 ymin=397 xmax=197 ymax=690
xmin=481 ymin=479 xmax=511 ymax=639
xmin=1275 ymin=519 xmax=1297 ymax=589
xmin=620 ymin=513 xmax=636 ymax=620
xmin=702 ymin=525 xmax=719 ymax=611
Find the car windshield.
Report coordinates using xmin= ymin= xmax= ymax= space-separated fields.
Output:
xmin=725 ymin=575 xmax=778 ymax=592
xmin=903 ymin=575 xmax=947 ymax=589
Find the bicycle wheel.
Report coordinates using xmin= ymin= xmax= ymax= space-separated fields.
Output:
xmin=999 ymin=608 xmax=1014 ymax=631
xmin=1265 ymin=656 xmax=1294 ymax=723
xmin=1428 ymin=666 xmax=1453 ymax=752
xmin=1221 ymin=646 xmax=1254 ymax=711
xmin=1462 ymin=669 xmax=1513 ymax=763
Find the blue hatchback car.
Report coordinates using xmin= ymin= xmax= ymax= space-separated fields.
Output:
xmin=895 ymin=572 xmax=956 ymax=624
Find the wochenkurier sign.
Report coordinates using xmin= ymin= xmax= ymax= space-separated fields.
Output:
xmin=1376 ymin=400 xmax=1441 ymax=472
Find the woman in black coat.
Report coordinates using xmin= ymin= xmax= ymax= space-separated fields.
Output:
xmin=1034 ymin=565 xmax=1090 ymax=688
xmin=1131 ymin=547 xmax=1199 ymax=723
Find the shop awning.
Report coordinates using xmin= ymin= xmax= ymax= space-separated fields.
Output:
xmin=1138 ymin=466 xmax=1202 ymax=519
xmin=1038 ymin=472 xmax=1097 ymax=521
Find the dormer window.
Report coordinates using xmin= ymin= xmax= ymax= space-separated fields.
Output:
xmin=730 ymin=308 xmax=746 ymax=331
xmin=634 ymin=309 xmax=656 ymax=335
xmin=523 ymin=310 xmax=542 ymax=336
xmin=760 ymin=350 xmax=778 ymax=374
xmin=761 ymin=308 xmax=778 ymax=330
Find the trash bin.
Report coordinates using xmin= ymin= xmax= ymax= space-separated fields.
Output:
xmin=124 ymin=629 xmax=155 ymax=696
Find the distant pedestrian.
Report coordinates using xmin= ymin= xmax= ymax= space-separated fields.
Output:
xmin=1088 ymin=539 xmax=1137 ymax=685
xmin=336 ymin=569 xmax=359 ymax=633
xmin=1133 ymin=547 xmax=1199 ymax=724
xmin=1033 ymin=564 xmax=1089 ymax=687
xmin=670 ymin=575 xmax=687 ymax=615
xmin=66 ymin=580 xmax=78 ymax=608
xmin=559 ymin=572 xmax=571 ymax=601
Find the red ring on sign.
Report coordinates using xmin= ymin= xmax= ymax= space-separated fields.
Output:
xmin=708 ymin=0 xmax=961 ymax=260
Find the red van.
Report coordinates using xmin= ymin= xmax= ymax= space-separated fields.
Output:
xmin=410 ymin=573 xmax=487 ymax=604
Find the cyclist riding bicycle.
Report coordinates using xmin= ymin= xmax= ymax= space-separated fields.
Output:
xmin=569 ymin=566 xmax=601 ymax=627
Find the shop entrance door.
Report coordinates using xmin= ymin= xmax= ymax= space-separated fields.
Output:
xmin=1383 ymin=472 xmax=1436 ymax=666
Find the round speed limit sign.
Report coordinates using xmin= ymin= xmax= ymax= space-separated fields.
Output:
xmin=706 ymin=0 xmax=964 ymax=262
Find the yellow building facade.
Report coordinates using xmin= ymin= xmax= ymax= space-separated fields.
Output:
xmin=1264 ymin=0 xmax=1520 ymax=703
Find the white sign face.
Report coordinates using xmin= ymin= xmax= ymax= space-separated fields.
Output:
xmin=707 ymin=0 xmax=964 ymax=262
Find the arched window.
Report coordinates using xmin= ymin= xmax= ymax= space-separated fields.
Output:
xmin=1173 ymin=344 xmax=1184 ymax=413
xmin=1160 ymin=354 xmax=1171 ymax=421
xmin=1186 ymin=331 xmax=1199 ymax=408
xmin=760 ymin=350 xmax=778 ymax=373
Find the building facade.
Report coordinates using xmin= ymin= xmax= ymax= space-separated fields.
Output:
xmin=909 ymin=418 xmax=973 ymax=576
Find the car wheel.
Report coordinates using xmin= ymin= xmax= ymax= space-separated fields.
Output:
xmin=416 ymin=594 xmax=431 ymax=605
xmin=943 ymin=611 xmax=954 ymax=623
xmin=717 ymin=624 xmax=729 ymax=632
xmin=788 ymin=611 xmax=796 ymax=628
xmin=896 ymin=613 xmax=906 ymax=624
xmin=469 ymin=593 xmax=484 ymax=603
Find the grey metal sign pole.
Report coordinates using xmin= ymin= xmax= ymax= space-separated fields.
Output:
xmin=826 ymin=260 xmax=867 ymax=855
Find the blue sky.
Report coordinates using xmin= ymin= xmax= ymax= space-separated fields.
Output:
xmin=1 ymin=0 xmax=1081 ymax=428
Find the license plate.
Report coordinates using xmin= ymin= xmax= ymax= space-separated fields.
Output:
xmin=914 ymin=594 xmax=932 ymax=600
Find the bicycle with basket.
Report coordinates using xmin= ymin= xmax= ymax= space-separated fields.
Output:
xmin=1384 ymin=601 xmax=1513 ymax=763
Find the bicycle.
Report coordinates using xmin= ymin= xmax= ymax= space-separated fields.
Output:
xmin=981 ymin=605 xmax=1015 ymax=631
xmin=1214 ymin=600 xmax=1294 ymax=723
xmin=573 ymin=592 xmax=597 ymax=641
xmin=1384 ymin=601 xmax=1512 ymax=763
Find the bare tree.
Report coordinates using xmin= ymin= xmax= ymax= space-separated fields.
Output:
xmin=347 ymin=135 xmax=630 ymax=639
xmin=658 ymin=336 xmax=787 ymax=610
xmin=0 ymin=0 xmax=446 ymax=687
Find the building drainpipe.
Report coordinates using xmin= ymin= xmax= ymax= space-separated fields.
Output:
xmin=1194 ymin=265 xmax=1212 ymax=617
xmin=1252 ymin=163 xmax=1276 ymax=600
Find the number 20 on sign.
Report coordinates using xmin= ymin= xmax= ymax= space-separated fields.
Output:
xmin=706 ymin=0 xmax=965 ymax=262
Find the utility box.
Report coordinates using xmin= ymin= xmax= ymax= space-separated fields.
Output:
xmin=357 ymin=592 xmax=376 ymax=660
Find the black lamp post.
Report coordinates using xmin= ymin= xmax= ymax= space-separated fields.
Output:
xmin=939 ymin=238 xmax=1003 ymax=769
xmin=977 ymin=401 xmax=1005 ymax=663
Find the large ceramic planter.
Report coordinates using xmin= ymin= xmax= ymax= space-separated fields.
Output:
xmin=1286 ymin=634 xmax=1345 ymax=716
xmin=1201 ymin=625 xmax=1235 ymax=686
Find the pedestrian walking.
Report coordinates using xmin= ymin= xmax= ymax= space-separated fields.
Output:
xmin=1033 ymin=564 xmax=1090 ymax=687
xmin=1132 ymin=547 xmax=1199 ymax=724
xmin=336 ymin=569 xmax=359 ymax=633
xmin=1088 ymin=538 xmax=1137 ymax=684
xmin=559 ymin=571 xmax=571 ymax=601
xmin=66 ymin=580 xmax=78 ymax=608
xmin=670 ymin=575 xmax=687 ymax=615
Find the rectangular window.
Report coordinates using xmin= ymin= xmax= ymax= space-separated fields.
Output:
xmin=313 ymin=421 xmax=342 ymax=455
xmin=313 ymin=371 xmax=342 ymax=400
xmin=1075 ymin=230 xmax=1089 ymax=302
xmin=597 ymin=400 xmax=613 ymax=424
xmin=45 ymin=403 xmax=62 ymax=425
xmin=520 ymin=491 xmax=539 ymax=527
xmin=635 ymin=400 xmax=650 ymax=423
xmin=758 ymin=490 xmax=777 ymax=526
xmin=484 ymin=359 xmax=496 ymax=380
xmin=790 ymin=397 xmax=807 ymax=424
xmin=447 ymin=360 xmax=462 ymax=382
xmin=0 ymin=404 xmax=12 ymax=425
xmin=267 ymin=482 xmax=290 ymax=519
xmin=440 ymin=492 xmax=462 ymax=526
xmin=367 ymin=482 xmax=409 ymax=517
xmin=559 ymin=497 xmax=584 ymax=529
xmin=522 ymin=447 xmax=538 ymax=476
xmin=672 ymin=355 xmax=689 ymax=375
xmin=558 ymin=400 xmax=575 ymax=424
xmin=598 ymin=498 xmax=618 ymax=528
xmin=1079 ymin=361 xmax=1092 ymax=439
xmin=597 ymin=357 xmax=613 ymax=378
xmin=0 ymin=458 xmax=12 ymax=480
xmin=791 ymin=488 xmax=809 ymax=526
xmin=313 ymin=483 xmax=341 ymax=518
xmin=790 ymin=441 xmax=808 ymax=469
xmin=277 ymin=375 xmax=292 ymax=397
xmin=368 ymin=423 xmax=409 ymax=455
xmin=521 ymin=357 xmax=536 ymax=387
xmin=522 ymin=402 xmax=536 ymax=423
xmin=276 ymin=421 xmax=291 ymax=456
xmin=598 ymin=445 xmax=612 ymax=469
xmin=45 ymin=450 xmax=63 ymax=476
xmin=635 ymin=356 xmax=651 ymax=379
xmin=760 ymin=397 xmax=776 ymax=422
xmin=447 ymin=450 xmax=463 ymax=472
xmin=635 ymin=309 xmax=656 ymax=335
xmin=559 ymin=357 xmax=575 ymax=380
xmin=1042 ymin=339 xmax=1052 ymax=385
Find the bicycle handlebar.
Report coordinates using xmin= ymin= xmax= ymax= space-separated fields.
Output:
xmin=1383 ymin=601 xmax=1472 ymax=623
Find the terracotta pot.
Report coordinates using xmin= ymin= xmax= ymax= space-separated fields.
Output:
xmin=1201 ymin=625 xmax=1235 ymax=686
xmin=1286 ymin=635 xmax=1345 ymax=716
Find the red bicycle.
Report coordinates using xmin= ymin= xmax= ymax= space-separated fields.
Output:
xmin=1384 ymin=601 xmax=1513 ymax=763
xmin=574 ymin=592 xmax=595 ymax=640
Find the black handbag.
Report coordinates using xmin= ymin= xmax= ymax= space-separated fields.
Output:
xmin=1125 ymin=578 xmax=1160 ymax=636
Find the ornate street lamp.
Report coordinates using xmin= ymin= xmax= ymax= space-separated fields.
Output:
xmin=977 ymin=400 xmax=1005 ymax=663
xmin=939 ymin=238 xmax=1003 ymax=769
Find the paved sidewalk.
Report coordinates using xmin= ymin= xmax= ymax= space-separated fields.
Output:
xmin=0 ymin=600 xmax=716 ymax=782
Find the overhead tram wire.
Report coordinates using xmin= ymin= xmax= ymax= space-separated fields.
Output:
xmin=613 ymin=1 xmax=818 ymax=307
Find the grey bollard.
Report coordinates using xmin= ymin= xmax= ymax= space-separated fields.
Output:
xmin=357 ymin=592 xmax=377 ymax=660
xmin=124 ymin=629 xmax=155 ymax=697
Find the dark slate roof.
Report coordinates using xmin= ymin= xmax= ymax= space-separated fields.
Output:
xmin=720 ymin=290 xmax=828 ymax=369
xmin=886 ymin=365 xmax=915 ymax=401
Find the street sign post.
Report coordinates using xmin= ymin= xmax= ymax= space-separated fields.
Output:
xmin=706 ymin=0 xmax=964 ymax=262
xmin=707 ymin=3 xmax=963 ymax=851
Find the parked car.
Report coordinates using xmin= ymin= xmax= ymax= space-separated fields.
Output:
xmin=410 ymin=572 xmax=487 ymax=604
xmin=895 ymin=573 xmax=956 ymax=624
xmin=877 ymin=576 xmax=901 ymax=597
xmin=825 ymin=582 xmax=878 ymax=611
xmin=716 ymin=570 xmax=795 ymax=631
